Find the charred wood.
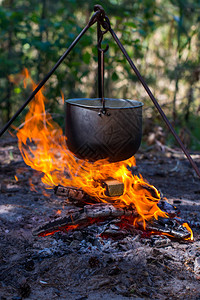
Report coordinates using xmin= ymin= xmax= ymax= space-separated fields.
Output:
xmin=157 ymin=200 xmax=179 ymax=217
xmin=54 ymin=179 xmax=125 ymax=200
xmin=54 ymin=185 xmax=91 ymax=201
xmin=144 ymin=217 xmax=191 ymax=240
xmin=33 ymin=203 xmax=136 ymax=237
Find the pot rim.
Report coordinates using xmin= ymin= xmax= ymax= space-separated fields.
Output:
xmin=65 ymin=98 xmax=144 ymax=109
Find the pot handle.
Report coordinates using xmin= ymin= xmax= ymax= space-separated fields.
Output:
xmin=97 ymin=19 xmax=109 ymax=114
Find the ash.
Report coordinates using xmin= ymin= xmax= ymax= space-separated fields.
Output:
xmin=1 ymin=137 xmax=200 ymax=300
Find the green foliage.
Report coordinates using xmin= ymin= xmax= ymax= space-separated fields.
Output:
xmin=0 ymin=0 xmax=200 ymax=149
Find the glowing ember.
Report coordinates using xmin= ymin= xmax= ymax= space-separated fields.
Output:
xmin=39 ymin=224 xmax=79 ymax=237
xmin=14 ymin=175 xmax=18 ymax=182
xmin=14 ymin=69 xmax=193 ymax=238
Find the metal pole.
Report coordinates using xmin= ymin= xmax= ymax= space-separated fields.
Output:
xmin=109 ymin=27 xmax=200 ymax=179
xmin=97 ymin=22 xmax=102 ymax=98
xmin=0 ymin=11 xmax=100 ymax=138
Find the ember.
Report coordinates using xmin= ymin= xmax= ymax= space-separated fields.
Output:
xmin=14 ymin=69 xmax=193 ymax=240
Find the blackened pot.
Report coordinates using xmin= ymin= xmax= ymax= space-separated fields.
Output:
xmin=65 ymin=98 xmax=143 ymax=162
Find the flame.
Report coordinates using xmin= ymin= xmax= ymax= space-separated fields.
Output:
xmin=182 ymin=223 xmax=194 ymax=241
xmin=14 ymin=69 xmax=192 ymax=238
xmin=14 ymin=175 xmax=18 ymax=182
xmin=60 ymin=90 xmax=65 ymax=104
xmin=29 ymin=178 xmax=37 ymax=192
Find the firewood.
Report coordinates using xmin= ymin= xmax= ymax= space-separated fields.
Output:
xmin=54 ymin=185 xmax=91 ymax=201
xmin=54 ymin=178 xmax=125 ymax=200
xmin=103 ymin=179 xmax=124 ymax=197
xmin=142 ymin=218 xmax=191 ymax=240
xmin=33 ymin=203 xmax=136 ymax=237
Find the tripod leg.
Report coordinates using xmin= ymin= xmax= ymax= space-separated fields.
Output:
xmin=109 ymin=27 xmax=200 ymax=179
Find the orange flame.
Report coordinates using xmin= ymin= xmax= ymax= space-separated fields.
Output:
xmin=60 ymin=90 xmax=65 ymax=104
xmin=14 ymin=69 xmax=192 ymax=237
xmin=14 ymin=175 xmax=19 ymax=182
xmin=39 ymin=224 xmax=79 ymax=237
xmin=183 ymin=223 xmax=194 ymax=241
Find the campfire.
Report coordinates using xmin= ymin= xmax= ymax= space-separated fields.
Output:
xmin=14 ymin=69 xmax=193 ymax=241
xmin=2 ymin=6 xmax=200 ymax=300
xmin=1 ymin=4 xmax=197 ymax=243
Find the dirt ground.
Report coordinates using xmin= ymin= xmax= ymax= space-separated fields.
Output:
xmin=0 ymin=136 xmax=200 ymax=300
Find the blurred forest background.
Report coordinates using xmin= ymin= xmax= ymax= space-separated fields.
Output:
xmin=0 ymin=0 xmax=200 ymax=150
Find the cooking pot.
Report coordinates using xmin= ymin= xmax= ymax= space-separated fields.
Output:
xmin=65 ymin=98 xmax=143 ymax=162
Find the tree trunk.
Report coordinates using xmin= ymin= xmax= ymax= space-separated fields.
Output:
xmin=184 ymin=84 xmax=193 ymax=123
xmin=172 ymin=72 xmax=179 ymax=124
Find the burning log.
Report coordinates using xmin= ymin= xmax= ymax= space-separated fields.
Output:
xmin=33 ymin=200 xmax=191 ymax=240
xmin=84 ymin=203 xmax=133 ymax=218
xmin=115 ymin=216 xmax=192 ymax=240
xmin=54 ymin=179 xmax=125 ymax=200
xmin=141 ymin=217 xmax=191 ymax=240
xmin=157 ymin=200 xmax=179 ymax=217
xmin=33 ymin=203 xmax=135 ymax=237
xmin=54 ymin=185 xmax=92 ymax=202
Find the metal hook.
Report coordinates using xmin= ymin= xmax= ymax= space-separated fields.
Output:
xmin=100 ymin=49 xmax=106 ymax=114
xmin=98 ymin=44 xmax=109 ymax=53
xmin=95 ymin=7 xmax=110 ymax=115
xmin=97 ymin=25 xmax=109 ymax=53
xmin=97 ymin=21 xmax=109 ymax=115
xmin=94 ymin=5 xmax=105 ymax=21
xmin=94 ymin=5 xmax=111 ymax=31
